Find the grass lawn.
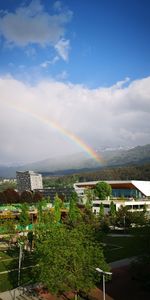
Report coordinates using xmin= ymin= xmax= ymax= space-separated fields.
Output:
xmin=0 ymin=268 xmax=35 ymax=292
xmin=0 ymin=249 xmax=36 ymax=292
xmin=0 ymin=251 xmax=11 ymax=260
xmin=0 ymin=252 xmax=35 ymax=272
xmin=103 ymin=235 xmax=149 ymax=263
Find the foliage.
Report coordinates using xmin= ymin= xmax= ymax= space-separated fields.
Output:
xmin=68 ymin=196 xmax=82 ymax=226
xmin=43 ymin=174 xmax=79 ymax=188
xmin=84 ymin=189 xmax=94 ymax=209
xmin=109 ymin=201 xmax=116 ymax=217
xmin=109 ymin=201 xmax=116 ymax=227
xmin=27 ymin=231 xmax=34 ymax=251
xmin=116 ymin=206 xmax=131 ymax=228
xmin=5 ymin=220 xmax=16 ymax=233
xmin=3 ymin=189 xmax=20 ymax=204
xmin=36 ymin=199 xmax=48 ymax=223
xmin=99 ymin=202 xmax=104 ymax=219
xmin=35 ymin=223 xmax=109 ymax=296
xmin=82 ymin=207 xmax=97 ymax=226
xmin=0 ymin=181 xmax=17 ymax=193
xmin=116 ymin=206 xmax=148 ymax=228
xmin=94 ymin=181 xmax=112 ymax=200
xmin=53 ymin=194 xmax=62 ymax=223
xmin=20 ymin=190 xmax=33 ymax=203
xmin=33 ymin=191 xmax=43 ymax=203
xmin=99 ymin=216 xmax=110 ymax=233
xmin=129 ymin=211 xmax=147 ymax=226
xmin=77 ymin=163 xmax=150 ymax=182
xmin=19 ymin=203 xmax=30 ymax=228
xmin=0 ymin=191 xmax=7 ymax=204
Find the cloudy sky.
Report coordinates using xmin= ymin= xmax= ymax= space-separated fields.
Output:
xmin=0 ymin=0 xmax=150 ymax=165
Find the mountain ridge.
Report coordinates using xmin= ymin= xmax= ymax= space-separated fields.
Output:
xmin=0 ymin=144 xmax=150 ymax=178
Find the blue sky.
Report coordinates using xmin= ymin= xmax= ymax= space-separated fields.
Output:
xmin=0 ymin=0 xmax=150 ymax=164
xmin=0 ymin=0 xmax=150 ymax=87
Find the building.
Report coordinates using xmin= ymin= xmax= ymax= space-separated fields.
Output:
xmin=16 ymin=171 xmax=43 ymax=192
xmin=35 ymin=187 xmax=74 ymax=202
xmin=74 ymin=180 xmax=150 ymax=215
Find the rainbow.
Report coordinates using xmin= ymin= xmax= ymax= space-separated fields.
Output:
xmin=42 ymin=117 xmax=101 ymax=163
xmin=10 ymin=104 xmax=103 ymax=163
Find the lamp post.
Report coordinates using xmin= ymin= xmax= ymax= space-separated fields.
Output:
xmin=18 ymin=241 xmax=24 ymax=287
xmin=96 ymin=267 xmax=112 ymax=300
xmin=123 ymin=215 xmax=126 ymax=233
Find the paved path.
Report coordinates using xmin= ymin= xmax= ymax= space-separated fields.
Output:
xmin=108 ymin=234 xmax=133 ymax=237
xmin=0 ymin=287 xmax=23 ymax=300
xmin=109 ymin=256 xmax=137 ymax=269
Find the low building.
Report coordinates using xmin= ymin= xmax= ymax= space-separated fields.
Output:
xmin=74 ymin=180 xmax=150 ymax=215
xmin=91 ymin=199 xmax=150 ymax=215
xmin=16 ymin=170 xmax=43 ymax=192
xmin=35 ymin=187 xmax=74 ymax=202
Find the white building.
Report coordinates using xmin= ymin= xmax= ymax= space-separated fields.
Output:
xmin=16 ymin=170 xmax=43 ymax=192
xmin=74 ymin=180 xmax=150 ymax=215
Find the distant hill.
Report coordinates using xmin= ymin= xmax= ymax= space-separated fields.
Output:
xmin=0 ymin=144 xmax=150 ymax=178
xmin=76 ymin=163 xmax=150 ymax=182
xmin=104 ymin=144 xmax=150 ymax=166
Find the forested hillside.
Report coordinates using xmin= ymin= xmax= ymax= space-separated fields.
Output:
xmin=77 ymin=163 xmax=150 ymax=182
xmin=43 ymin=163 xmax=150 ymax=187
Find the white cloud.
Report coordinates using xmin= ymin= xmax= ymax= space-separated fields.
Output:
xmin=55 ymin=38 xmax=70 ymax=61
xmin=25 ymin=47 xmax=36 ymax=58
xmin=40 ymin=56 xmax=59 ymax=68
xmin=0 ymin=75 xmax=150 ymax=163
xmin=56 ymin=70 xmax=68 ymax=80
xmin=0 ymin=0 xmax=72 ymax=59
xmin=53 ymin=1 xmax=63 ymax=12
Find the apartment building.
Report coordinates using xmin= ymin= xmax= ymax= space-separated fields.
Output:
xmin=16 ymin=170 xmax=43 ymax=192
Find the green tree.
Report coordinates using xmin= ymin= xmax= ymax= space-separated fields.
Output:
xmin=130 ymin=211 xmax=147 ymax=227
xmin=3 ymin=219 xmax=16 ymax=234
xmin=94 ymin=182 xmax=112 ymax=200
xmin=82 ymin=207 xmax=96 ymax=225
xmin=116 ymin=206 xmax=131 ymax=228
xmin=84 ymin=189 xmax=94 ymax=209
xmin=143 ymin=204 xmax=147 ymax=215
xmin=99 ymin=202 xmax=104 ymax=219
xmin=36 ymin=198 xmax=48 ymax=225
xmin=35 ymin=223 xmax=109 ymax=298
xmin=19 ymin=203 xmax=30 ymax=229
xmin=20 ymin=191 xmax=33 ymax=203
xmin=54 ymin=194 xmax=62 ymax=223
xmin=100 ymin=216 xmax=110 ymax=233
xmin=68 ymin=196 xmax=81 ymax=226
xmin=109 ymin=201 xmax=116 ymax=228
xmin=0 ymin=191 xmax=7 ymax=204
xmin=33 ymin=191 xmax=43 ymax=203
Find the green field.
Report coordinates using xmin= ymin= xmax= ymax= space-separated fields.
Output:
xmin=103 ymin=235 xmax=149 ymax=262
xmin=0 ymin=269 xmax=35 ymax=292
xmin=0 ymin=249 xmax=36 ymax=292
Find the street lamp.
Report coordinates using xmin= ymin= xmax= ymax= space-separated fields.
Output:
xmin=18 ymin=241 xmax=24 ymax=286
xmin=123 ymin=215 xmax=126 ymax=233
xmin=96 ymin=267 xmax=112 ymax=300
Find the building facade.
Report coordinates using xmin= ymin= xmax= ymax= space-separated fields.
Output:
xmin=16 ymin=171 xmax=43 ymax=192
xmin=74 ymin=180 xmax=150 ymax=215
xmin=34 ymin=187 xmax=74 ymax=202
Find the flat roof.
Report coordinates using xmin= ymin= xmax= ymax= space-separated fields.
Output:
xmin=74 ymin=180 xmax=150 ymax=197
